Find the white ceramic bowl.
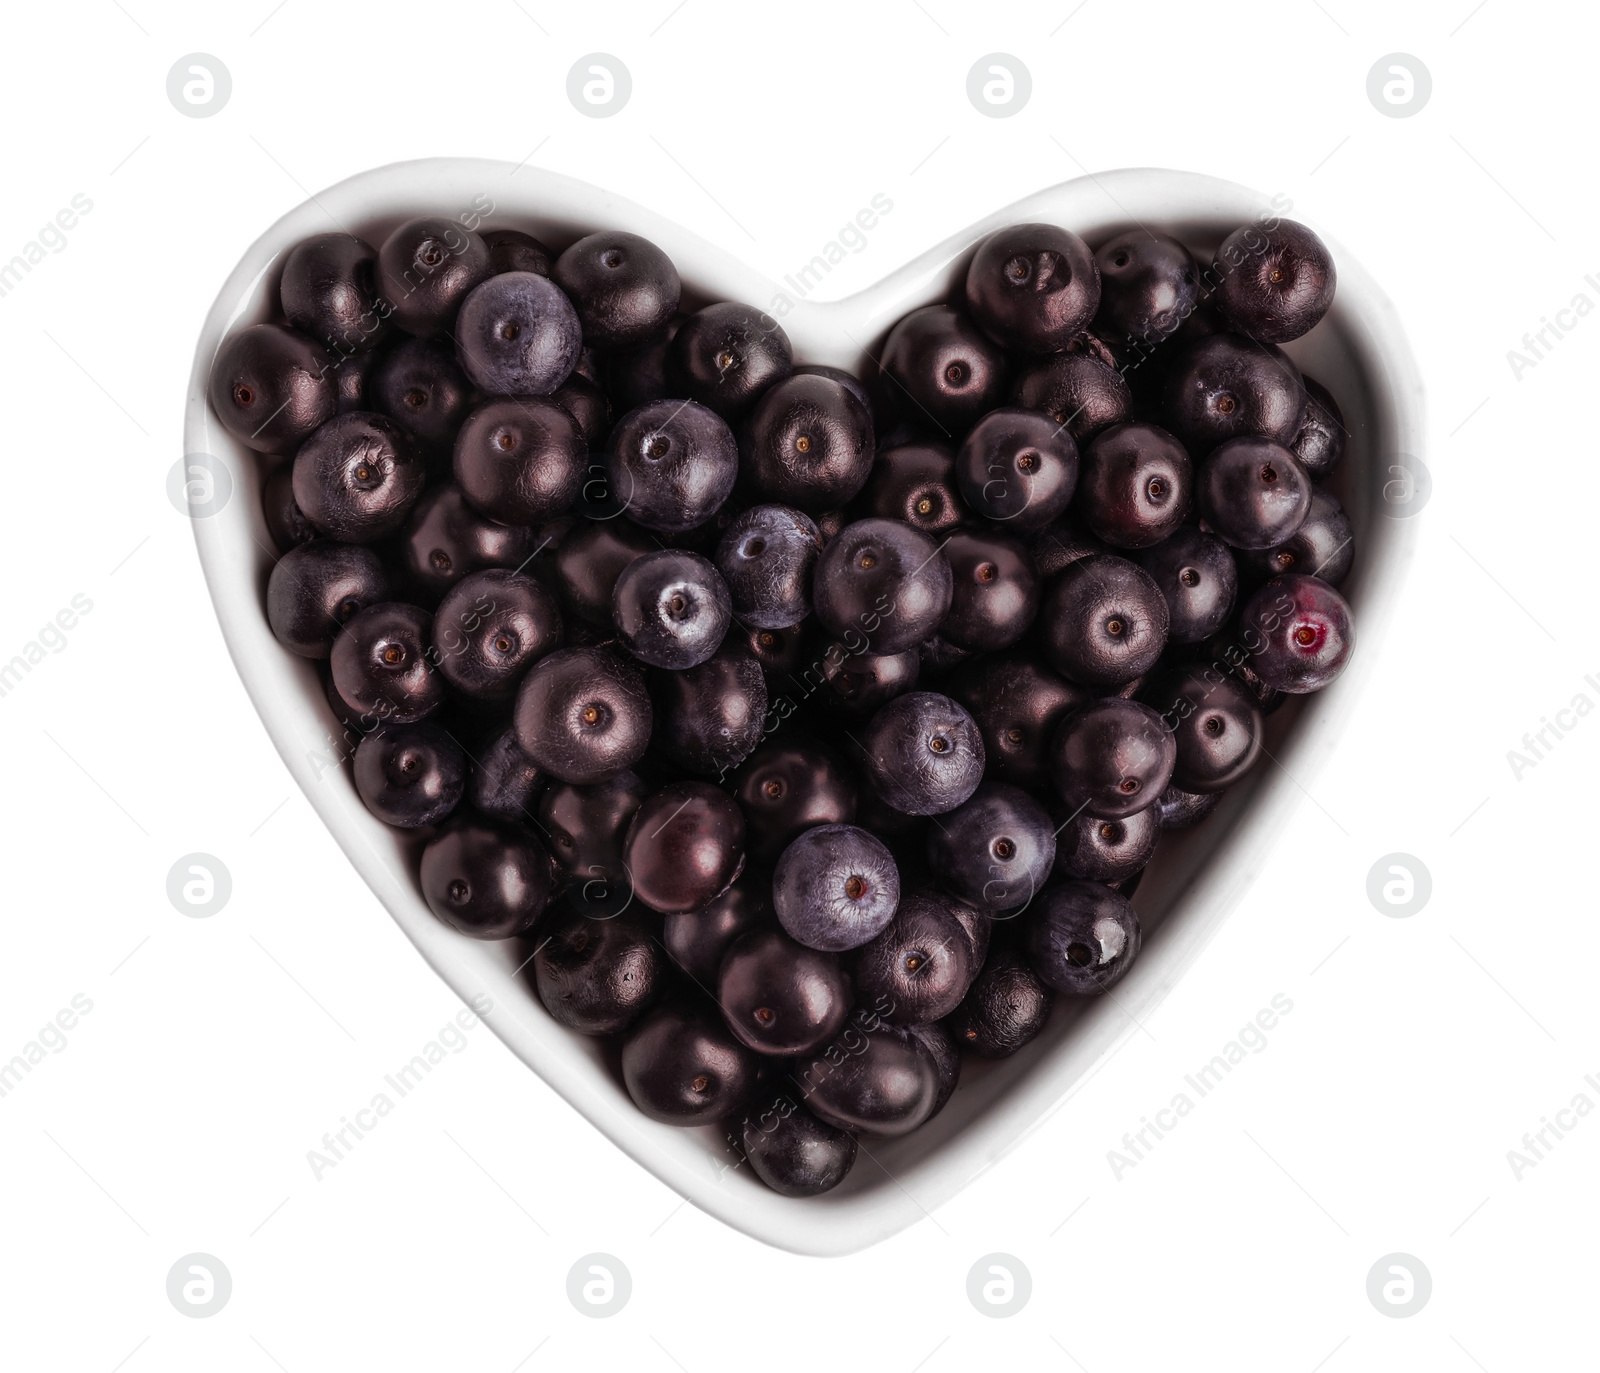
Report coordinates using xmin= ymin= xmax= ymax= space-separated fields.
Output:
xmin=185 ymin=159 xmax=1423 ymax=1257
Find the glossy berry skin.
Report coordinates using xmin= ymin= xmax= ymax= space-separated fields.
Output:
xmin=483 ymin=228 xmax=552 ymax=276
xmin=280 ymin=233 xmax=389 ymax=355
xmin=1147 ymin=665 xmax=1264 ymax=792
xmin=1197 ymin=438 xmax=1312 ymax=550
xmin=467 ymin=727 xmax=545 ymax=825
xmin=948 ymin=654 xmax=1088 ymax=791
xmin=940 ymin=530 xmax=1039 ymax=653
xmin=1030 ymin=511 xmax=1111 ymax=578
xmin=853 ymin=442 xmax=965 ymax=539
xmin=604 ymin=398 xmax=739 ymax=534
xmin=715 ymin=505 xmax=822 ymax=629
xmin=954 ymin=408 xmax=1079 ymax=531
xmin=330 ymin=602 xmax=444 ymax=724
xmin=772 ymin=823 xmax=901 ymax=952
xmin=622 ymin=1003 xmax=761 ymax=1125
xmin=1053 ymin=803 xmax=1160 ymax=883
xmin=812 ymin=518 xmax=953 ymax=654
xmin=1157 ymin=783 xmax=1222 ymax=830
xmin=795 ymin=1017 xmax=938 ymax=1136
xmin=603 ymin=317 xmax=683 ymax=413
xmin=397 ymin=484 xmax=538 ymax=606
xmin=733 ymin=736 xmax=858 ymax=864
xmin=929 ymin=782 xmax=1056 ymax=912
xmin=1244 ymin=489 xmax=1353 ymax=587
xmin=291 ymin=412 xmax=425 ymax=543
xmin=1213 ymin=219 xmax=1336 ymax=344
xmin=369 ymin=335 xmax=473 ymax=451
xmin=376 ymin=217 xmax=492 ymax=336
xmin=1050 ymin=698 xmax=1176 ymax=819
xmin=950 ymin=901 xmax=994 ymax=977
xmin=514 ymin=647 xmax=652 ymax=784
xmin=420 ymin=816 xmax=551 ymax=939
xmin=1077 ymin=422 xmax=1192 ymax=550
xmin=550 ymin=372 xmax=612 ymax=449
xmin=741 ymin=373 xmax=875 ymax=512
xmin=552 ymin=231 xmax=680 ymax=349
xmin=1240 ymin=574 xmax=1355 ymax=693
xmin=624 ymin=781 xmax=745 ymax=914
xmin=670 ymin=302 xmax=793 ymax=419
xmin=533 ymin=908 xmax=667 ymax=1035
xmin=538 ymin=766 xmax=642 ymax=884
xmin=879 ymin=305 xmax=1007 ymax=435
xmin=861 ymin=691 xmax=985 ymax=816
xmin=331 ymin=349 xmax=379 ymax=413
xmin=455 ymin=271 xmax=581 ymax=396
xmin=1012 ymin=352 xmax=1132 ymax=446
xmin=352 ymin=722 xmax=465 ymax=828
xmin=267 ymin=540 xmax=390 ymax=658
xmin=1134 ymin=526 xmax=1238 ymax=645
xmin=552 ymin=518 xmax=655 ymax=625
xmin=1093 ymin=231 xmax=1200 ymax=348
xmin=208 ymin=323 xmax=335 ymax=455
xmin=433 ymin=569 xmax=562 ymax=701
xmin=719 ymin=927 xmax=850 ymax=1055
xmin=818 ymin=641 xmax=921 ymax=719
xmin=652 ymin=646 xmax=767 ymax=777
xmin=1039 ymin=554 xmax=1170 ymax=687
xmin=1025 ymin=881 xmax=1142 ymax=994
xmin=945 ymin=955 xmax=1053 ymax=1058
xmin=1290 ymin=376 xmax=1345 ymax=480
xmin=741 ymin=622 xmax=809 ymax=683
xmin=793 ymin=362 xmax=874 ymax=422
xmin=612 ymin=549 xmax=731 ymax=670
xmin=263 ymin=465 xmax=315 ymax=553
xmin=741 ymin=1104 xmax=857 ymax=1197
xmin=454 ymin=397 xmax=586 ymax=527
xmin=851 ymin=890 xmax=977 ymax=1024
xmin=965 ymin=222 xmax=1100 ymax=354
xmin=663 ymin=876 xmax=769 ymax=988
xmin=1162 ymin=334 xmax=1305 ymax=453
xmin=908 ymin=1021 xmax=962 ymax=1119
xmin=1198 ymin=625 xmax=1284 ymax=714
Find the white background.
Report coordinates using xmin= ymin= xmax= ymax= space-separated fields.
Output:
xmin=1 ymin=1 xmax=1594 ymax=1368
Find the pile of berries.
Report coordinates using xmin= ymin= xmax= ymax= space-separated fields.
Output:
xmin=209 ymin=208 xmax=1353 ymax=1197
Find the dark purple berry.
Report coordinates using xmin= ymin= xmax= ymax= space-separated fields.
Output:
xmin=420 ymin=816 xmax=551 ymax=939
xmin=514 ymin=647 xmax=652 ymax=783
xmin=1239 ymin=574 xmax=1355 ymax=693
xmin=772 ymin=823 xmax=900 ymax=952
xmin=1196 ymin=438 xmax=1311 ymax=550
xmin=1038 ymin=553 xmax=1169 ymax=687
xmin=965 ymin=222 xmax=1100 ymax=353
xmin=1050 ymin=697 xmax=1176 ymax=819
xmin=376 ymin=217 xmax=492 ymax=336
xmin=552 ymin=231 xmax=680 ymax=349
xmin=623 ymin=782 xmax=745 ymax=914
xmin=1025 ymin=881 xmax=1141 ymax=994
xmin=861 ymin=691 xmax=985 ymax=816
xmin=1213 ymin=219 xmax=1335 ymax=343
xmin=353 ymin=722 xmax=465 ymax=828
xmin=291 ymin=412 xmax=425 ymax=543
xmin=954 ymin=408 xmax=1079 ymax=531
xmin=266 ymin=540 xmax=390 ymax=658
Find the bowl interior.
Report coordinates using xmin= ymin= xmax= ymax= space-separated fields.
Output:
xmin=186 ymin=160 xmax=1421 ymax=1255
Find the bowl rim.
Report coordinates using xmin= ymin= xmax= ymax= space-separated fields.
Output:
xmin=185 ymin=157 xmax=1424 ymax=1256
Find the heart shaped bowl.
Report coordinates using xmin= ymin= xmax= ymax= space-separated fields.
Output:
xmin=186 ymin=159 xmax=1423 ymax=1256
